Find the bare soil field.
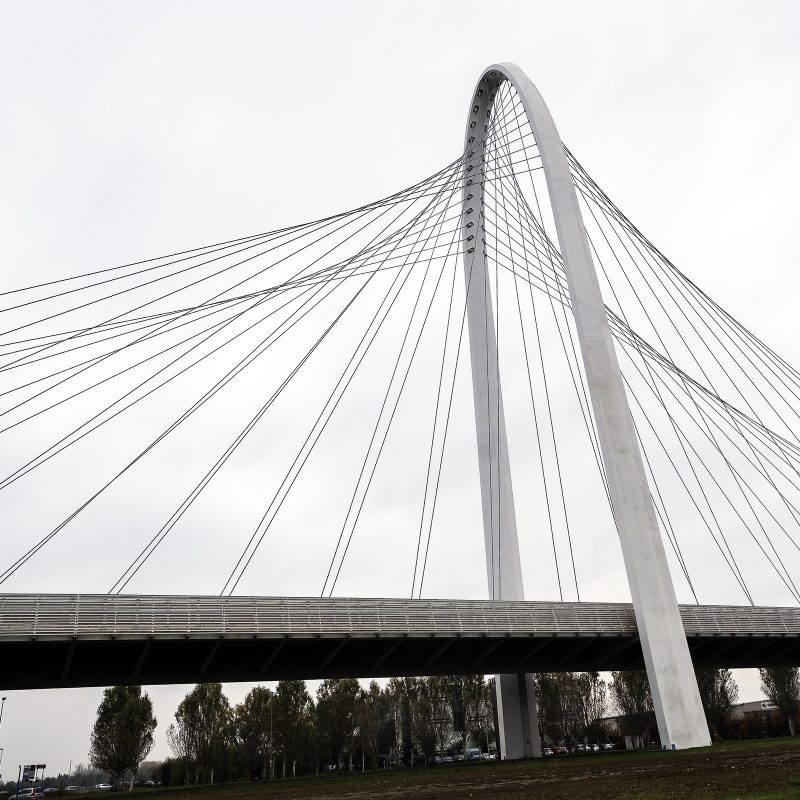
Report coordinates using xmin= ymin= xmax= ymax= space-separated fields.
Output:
xmin=147 ymin=738 xmax=800 ymax=800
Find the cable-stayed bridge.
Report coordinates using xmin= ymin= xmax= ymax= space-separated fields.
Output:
xmin=2 ymin=595 xmax=800 ymax=691
xmin=2 ymin=63 xmax=800 ymax=757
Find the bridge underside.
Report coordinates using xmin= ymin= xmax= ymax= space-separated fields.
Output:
xmin=1 ymin=594 xmax=798 ymax=690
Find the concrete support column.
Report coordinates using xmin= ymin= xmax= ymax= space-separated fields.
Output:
xmin=495 ymin=674 xmax=541 ymax=759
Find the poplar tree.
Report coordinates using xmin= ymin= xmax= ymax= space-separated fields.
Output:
xmin=759 ymin=667 xmax=800 ymax=736
xmin=235 ymin=686 xmax=275 ymax=779
xmin=89 ymin=686 xmax=157 ymax=788
xmin=175 ymin=683 xmax=232 ymax=784
xmin=695 ymin=668 xmax=739 ymax=739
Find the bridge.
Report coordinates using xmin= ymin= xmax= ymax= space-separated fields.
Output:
xmin=2 ymin=594 xmax=800 ymax=690
xmin=2 ymin=61 xmax=800 ymax=758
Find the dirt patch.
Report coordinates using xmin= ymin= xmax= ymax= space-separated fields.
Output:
xmin=147 ymin=740 xmax=800 ymax=800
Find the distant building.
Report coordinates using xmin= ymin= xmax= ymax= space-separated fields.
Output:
xmin=595 ymin=699 xmax=785 ymax=748
xmin=729 ymin=700 xmax=779 ymax=719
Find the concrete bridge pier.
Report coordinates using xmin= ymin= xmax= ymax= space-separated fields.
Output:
xmin=494 ymin=673 xmax=540 ymax=759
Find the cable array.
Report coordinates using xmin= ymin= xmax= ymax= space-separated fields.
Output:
xmin=1 ymin=84 xmax=799 ymax=610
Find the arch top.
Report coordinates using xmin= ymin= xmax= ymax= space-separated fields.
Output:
xmin=464 ymin=62 xmax=579 ymax=248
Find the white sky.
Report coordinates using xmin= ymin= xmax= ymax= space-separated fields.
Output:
xmin=1 ymin=0 xmax=799 ymax=778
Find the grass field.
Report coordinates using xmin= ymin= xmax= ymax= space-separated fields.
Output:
xmin=142 ymin=738 xmax=800 ymax=799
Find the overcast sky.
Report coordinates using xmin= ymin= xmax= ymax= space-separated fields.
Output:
xmin=1 ymin=0 xmax=799 ymax=779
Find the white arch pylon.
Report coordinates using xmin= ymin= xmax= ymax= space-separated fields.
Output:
xmin=461 ymin=62 xmax=710 ymax=755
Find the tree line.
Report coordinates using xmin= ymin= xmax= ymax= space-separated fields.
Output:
xmin=536 ymin=667 xmax=800 ymax=747
xmin=85 ymin=667 xmax=800 ymax=786
xmin=162 ymin=676 xmax=496 ymax=783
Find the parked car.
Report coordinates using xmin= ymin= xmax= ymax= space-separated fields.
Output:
xmin=543 ymin=747 xmax=554 ymax=756
xmin=10 ymin=790 xmax=36 ymax=799
xmin=92 ymin=786 xmax=111 ymax=792
xmin=552 ymin=745 xmax=568 ymax=755
xmin=600 ymin=742 xmax=615 ymax=750
xmin=42 ymin=790 xmax=60 ymax=796
xmin=65 ymin=788 xmax=81 ymax=793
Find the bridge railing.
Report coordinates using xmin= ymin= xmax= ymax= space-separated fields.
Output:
xmin=2 ymin=594 xmax=796 ymax=642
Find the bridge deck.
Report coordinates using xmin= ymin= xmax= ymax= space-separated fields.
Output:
xmin=1 ymin=594 xmax=798 ymax=690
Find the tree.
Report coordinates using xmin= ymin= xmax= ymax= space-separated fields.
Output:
xmin=535 ymin=673 xmax=564 ymax=745
xmin=475 ymin=680 xmax=497 ymax=754
xmin=407 ymin=679 xmax=436 ymax=763
xmin=445 ymin=675 xmax=485 ymax=755
xmin=610 ymin=671 xmax=655 ymax=746
xmin=273 ymin=680 xmax=314 ymax=777
xmin=175 ymin=683 xmax=232 ymax=784
xmin=533 ymin=673 xmax=607 ymax=745
xmin=759 ymin=667 xmax=800 ymax=736
xmin=166 ymin=724 xmax=187 ymax=784
xmin=554 ymin=672 xmax=607 ymax=743
xmin=69 ymin=762 xmax=113 ymax=789
xmin=234 ymin=686 xmax=275 ymax=779
xmin=487 ymin=677 xmax=501 ymax=758
xmin=557 ymin=674 xmax=586 ymax=743
xmin=89 ymin=686 xmax=156 ymax=788
xmin=355 ymin=681 xmax=388 ymax=770
xmin=410 ymin=677 xmax=452 ymax=763
xmin=581 ymin=673 xmax=608 ymax=732
xmin=386 ymin=677 xmax=416 ymax=766
xmin=695 ymin=668 xmax=739 ymax=740
xmin=316 ymin=678 xmax=360 ymax=769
